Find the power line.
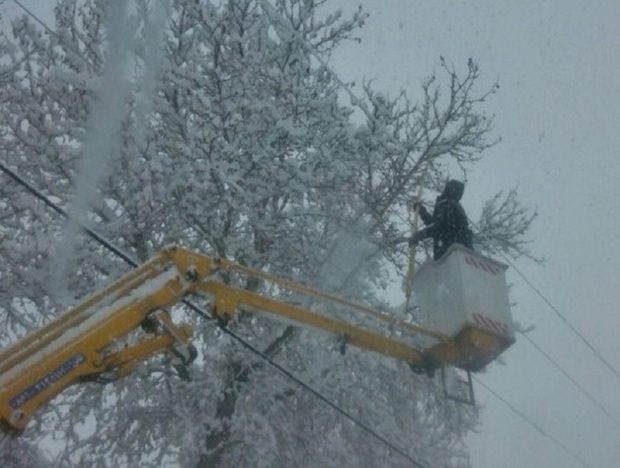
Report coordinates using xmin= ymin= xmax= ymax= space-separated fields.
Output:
xmin=0 ymin=160 xmax=137 ymax=267
xmin=470 ymin=221 xmax=617 ymax=386
xmin=502 ymin=254 xmax=620 ymax=384
xmin=223 ymin=326 xmax=427 ymax=467
xmin=473 ymin=376 xmax=593 ymax=468
xmin=521 ymin=332 xmax=620 ymax=430
xmin=471 ymin=224 xmax=620 ymax=426
xmin=0 ymin=161 xmax=426 ymax=468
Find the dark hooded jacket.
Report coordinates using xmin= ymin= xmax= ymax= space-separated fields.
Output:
xmin=411 ymin=180 xmax=474 ymax=260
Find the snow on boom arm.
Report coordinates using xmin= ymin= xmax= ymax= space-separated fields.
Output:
xmin=0 ymin=246 xmax=513 ymax=433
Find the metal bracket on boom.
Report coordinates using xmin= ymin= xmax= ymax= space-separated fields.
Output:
xmin=441 ymin=366 xmax=475 ymax=406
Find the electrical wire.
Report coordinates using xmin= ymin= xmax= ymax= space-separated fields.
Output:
xmin=470 ymin=222 xmax=620 ymax=429
xmin=473 ymin=376 xmax=593 ymax=468
xmin=224 ymin=326 xmax=428 ymax=467
xmin=520 ymin=332 xmax=620 ymax=430
xmin=0 ymin=160 xmax=137 ymax=267
xmin=502 ymin=254 xmax=620 ymax=384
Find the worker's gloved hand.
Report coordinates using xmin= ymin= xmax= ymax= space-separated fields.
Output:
xmin=411 ymin=201 xmax=429 ymax=217
xmin=409 ymin=230 xmax=425 ymax=246
xmin=411 ymin=201 xmax=423 ymax=212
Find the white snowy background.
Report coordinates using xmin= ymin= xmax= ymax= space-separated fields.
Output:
xmin=2 ymin=1 xmax=620 ymax=467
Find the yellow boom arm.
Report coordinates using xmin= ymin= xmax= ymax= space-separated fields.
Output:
xmin=0 ymin=246 xmax=461 ymax=432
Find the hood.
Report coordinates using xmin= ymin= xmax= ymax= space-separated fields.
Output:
xmin=440 ymin=180 xmax=465 ymax=201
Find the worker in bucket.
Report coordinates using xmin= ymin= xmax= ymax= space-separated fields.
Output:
xmin=409 ymin=179 xmax=474 ymax=260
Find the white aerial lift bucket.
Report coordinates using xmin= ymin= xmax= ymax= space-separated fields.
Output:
xmin=411 ymin=243 xmax=515 ymax=372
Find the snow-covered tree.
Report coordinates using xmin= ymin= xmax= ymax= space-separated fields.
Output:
xmin=0 ymin=1 xmax=535 ymax=466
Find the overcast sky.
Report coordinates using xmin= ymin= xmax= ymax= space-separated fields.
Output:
xmin=3 ymin=1 xmax=620 ymax=467
xmin=327 ymin=1 xmax=620 ymax=467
